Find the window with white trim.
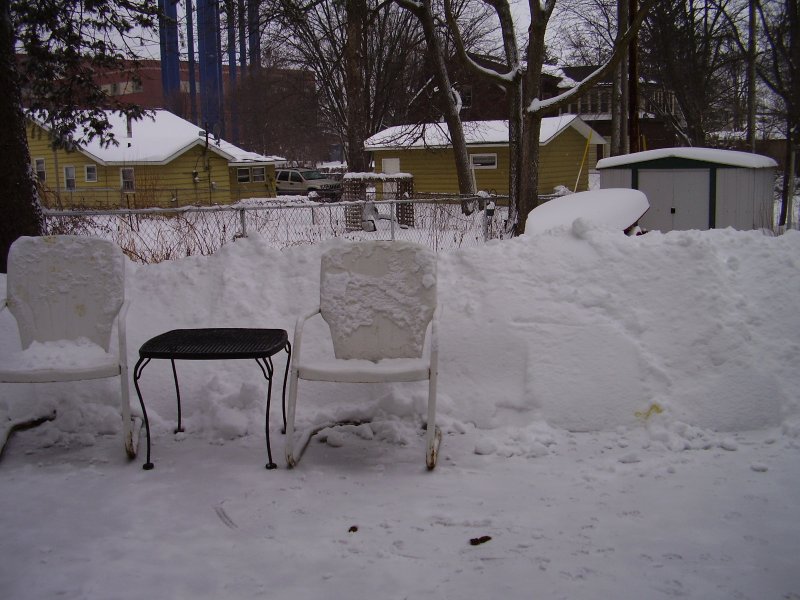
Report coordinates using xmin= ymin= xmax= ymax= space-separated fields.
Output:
xmin=237 ymin=167 xmax=251 ymax=183
xmin=121 ymin=167 xmax=135 ymax=191
xmin=252 ymin=167 xmax=266 ymax=182
xmin=85 ymin=165 xmax=97 ymax=182
xmin=64 ymin=166 xmax=76 ymax=190
xmin=470 ymin=153 xmax=497 ymax=169
xmin=34 ymin=158 xmax=46 ymax=182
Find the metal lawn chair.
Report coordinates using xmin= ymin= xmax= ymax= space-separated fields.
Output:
xmin=0 ymin=235 xmax=139 ymax=457
xmin=285 ymin=240 xmax=441 ymax=469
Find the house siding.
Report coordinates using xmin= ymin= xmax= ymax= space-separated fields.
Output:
xmin=540 ymin=126 xmax=597 ymax=193
xmin=27 ymin=121 xmax=276 ymax=208
xmin=227 ymin=165 xmax=277 ymax=201
xmin=372 ymin=126 xmax=599 ymax=195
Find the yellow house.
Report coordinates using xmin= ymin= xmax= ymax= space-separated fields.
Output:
xmin=365 ymin=115 xmax=607 ymax=195
xmin=27 ymin=110 xmax=284 ymax=209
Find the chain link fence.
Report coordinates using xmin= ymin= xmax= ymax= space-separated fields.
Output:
xmin=42 ymin=195 xmax=515 ymax=264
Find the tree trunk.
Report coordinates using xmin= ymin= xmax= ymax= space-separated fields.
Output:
xmin=611 ymin=61 xmax=622 ymax=155
xmin=779 ymin=122 xmax=796 ymax=228
xmin=0 ymin=0 xmax=43 ymax=272
xmin=345 ymin=0 xmax=368 ymax=172
xmin=414 ymin=1 xmax=474 ymax=197
xmin=519 ymin=109 xmax=540 ymax=234
xmin=519 ymin=4 xmax=549 ymax=234
xmin=507 ymin=79 xmax=522 ymax=233
xmin=610 ymin=0 xmax=628 ymax=155
xmin=628 ymin=0 xmax=640 ymax=152
xmin=247 ymin=0 xmax=260 ymax=69
xmin=746 ymin=0 xmax=756 ymax=152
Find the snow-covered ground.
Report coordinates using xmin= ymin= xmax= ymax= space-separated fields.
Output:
xmin=1 ymin=219 xmax=799 ymax=599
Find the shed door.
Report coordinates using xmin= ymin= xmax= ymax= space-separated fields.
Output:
xmin=382 ymin=158 xmax=400 ymax=199
xmin=638 ymin=169 xmax=709 ymax=232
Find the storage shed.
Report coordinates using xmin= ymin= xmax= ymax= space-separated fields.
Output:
xmin=597 ymin=148 xmax=777 ymax=232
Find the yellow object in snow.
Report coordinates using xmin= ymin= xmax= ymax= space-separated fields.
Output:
xmin=635 ymin=403 xmax=664 ymax=422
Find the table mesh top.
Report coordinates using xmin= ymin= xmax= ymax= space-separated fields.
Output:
xmin=139 ymin=328 xmax=288 ymax=360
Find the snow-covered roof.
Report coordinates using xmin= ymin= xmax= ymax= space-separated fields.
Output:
xmin=364 ymin=115 xmax=607 ymax=151
xmin=597 ymin=147 xmax=777 ymax=170
xmin=30 ymin=110 xmax=284 ymax=167
xmin=541 ymin=64 xmax=577 ymax=88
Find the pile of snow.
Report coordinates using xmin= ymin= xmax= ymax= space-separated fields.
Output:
xmin=2 ymin=224 xmax=798 ymax=455
xmin=2 ymin=224 xmax=800 ymax=600
xmin=526 ymin=188 xmax=649 ymax=234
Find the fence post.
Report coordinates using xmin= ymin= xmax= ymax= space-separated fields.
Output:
xmin=483 ymin=200 xmax=496 ymax=243
xmin=390 ymin=200 xmax=395 ymax=240
xmin=239 ymin=208 xmax=247 ymax=238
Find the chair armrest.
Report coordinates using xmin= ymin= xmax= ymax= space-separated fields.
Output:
xmin=117 ymin=299 xmax=131 ymax=367
xmin=291 ymin=307 xmax=321 ymax=364
xmin=429 ymin=305 xmax=439 ymax=372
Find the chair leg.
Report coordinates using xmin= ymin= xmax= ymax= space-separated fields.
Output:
xmin=426 ymin=371 xmax=439 ymax=470
xmin=119 ymin=362 xmax=138 ymax=459
xmin=133 ymin=358 xmax=154 ymax=470
xmin=0 ymin=389 xmax=56 ymax=460
xmin=285 ymin=367 xmax=300 ymax=468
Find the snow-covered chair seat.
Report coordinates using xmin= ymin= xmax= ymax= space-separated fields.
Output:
xmin=0 ymin=339 xmax=121 ymax=382
xmin=285 ymin=240 xmax=440 ymax=469
xmin=0 ymin=235 xmax=139 ymax=458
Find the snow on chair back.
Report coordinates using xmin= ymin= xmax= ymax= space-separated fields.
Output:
xmin=7 ymin=235 xmax=124 ymax=351
xmin=320 ymin=241 xmax=437 ymax=361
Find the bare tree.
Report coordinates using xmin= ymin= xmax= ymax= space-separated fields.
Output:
xmin=747 ymin=0 xmax=757 ymax=152
xmin=640 ymin=0 xmax=745 ymax=146
xmin=394 ymin=0 xmax=475 ymax=196
xmin=1 ymin=0 xmax=158 ymax=271
xmin=558 ymin=0 xmax=617 ymax=64
xmin=755 ymin=0 xmax=800 ymax=228
xmin=271 ymin=0 xmax=428 ymax=168
xmin=344 ymin=0 xmax=369 ymax=171
xmin=446 ymin=0 xmax=653 ymax=234
xmin=557 ymin=0 xmax=632 ymax=154
xmin=233 ymin=67 xmax=326 ymax=161
xmin=446 ymin=0 xmax=523 ymax=228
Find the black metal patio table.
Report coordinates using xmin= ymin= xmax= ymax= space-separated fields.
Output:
xmin=133 ymin=328 xmax=291 ymax=470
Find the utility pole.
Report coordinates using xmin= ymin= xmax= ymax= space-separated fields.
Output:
xmin=746 ymin=0 xmax=757 ymax=152
xmin=628 ymin=0 xmax=640 ymax=153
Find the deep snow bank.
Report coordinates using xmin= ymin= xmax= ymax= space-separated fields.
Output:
xmin=2 ymin=226 xmax=799 ymax=450
xmin=126 ymin=224 xmax=800 ymax=435
xmin=438 ymin=224 xmax=799 ymax=434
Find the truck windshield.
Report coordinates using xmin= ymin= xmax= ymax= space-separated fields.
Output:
xmin=302 ymin=170 xmax=327 ymax=180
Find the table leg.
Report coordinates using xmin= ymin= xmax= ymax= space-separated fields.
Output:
xmin=170 ymin=359 xmax=185 ymax=434
xmin=255 ymin=357 xmax=277 ymax=469
xmin=133 ymin=357 xmax=154 ymax=470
